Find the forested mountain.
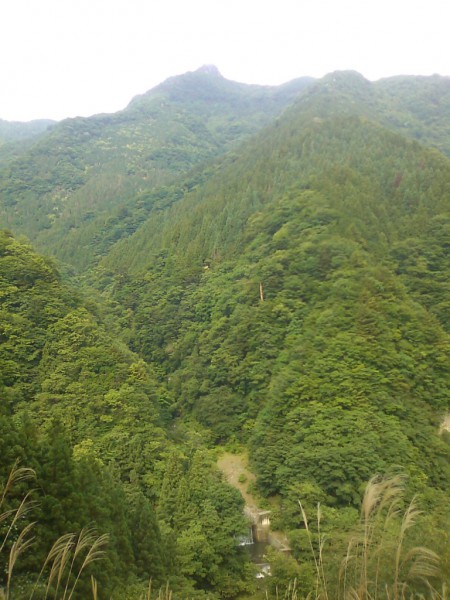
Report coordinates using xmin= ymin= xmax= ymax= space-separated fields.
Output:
xmin=291 ymin=71 xmax=450 ymax=156
xmin=0 ymin=69 xmax=449 ymax=598
xmin=0 ymin=119 xmax=57 ymax=176
xmin=2 ymin=70 xmax=448 ymax=274
xmin=0 ymin=67 xmax=313 ymax=269
xmin=93 ymin=72 xmax=450 ymax=590
xmin=375 ymin=74 xmax=450 ymax=154
xmin=96 ymin=84 xmax=450 ymax=500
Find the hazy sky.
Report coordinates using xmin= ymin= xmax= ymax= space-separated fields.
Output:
xmin=1 ymin=0 xmax=449 ymax=121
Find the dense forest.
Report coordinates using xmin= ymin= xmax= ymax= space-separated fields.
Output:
xmin=0 ymin=67 xmax=449 ymax=599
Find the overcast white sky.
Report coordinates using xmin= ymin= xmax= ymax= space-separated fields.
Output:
xmin=1 ymin=0 xmax=449 ymax=121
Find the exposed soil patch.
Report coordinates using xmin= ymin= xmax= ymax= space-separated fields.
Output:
xmin=217 ymin=451 xmax=258 ymax=511
xmin=439 ymin=413 xmax=450 ymax=434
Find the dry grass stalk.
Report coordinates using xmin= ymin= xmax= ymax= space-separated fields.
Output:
xmin=0 ymin=490 xmax=36 ymax=556
xmin=27 ymin=529 xmax=108 ymax=600
xmin=285 ymin=579 xmax=299 ymax=600
xmin=299 ymin=500 xmax=329 ymax=600
xmin=1 ymin=462 xmax=37 ymax=598
xmin=40 ymin=533 xmax=77 ymax=599
xmin=298 ymin=475 xmax=444 ymax=600
xmin=338 ymin=475 xmax=443 ymax=600
xmin=91 ymin=575 xmax=98 ymax=600
xmin=0 ymin=462 xmax=36 ymax=558
xmin=139 ymin=580 xmax=176 ymax=600
xmin=65 ymin=529 xmax=109 ymax=600
xmin=0 ymin=461 xmax=35 ymax=506
xmin=5 ymin=522 xmax=35 ymax=600
xmin=2 ymin=462 xmax=109 ymax=600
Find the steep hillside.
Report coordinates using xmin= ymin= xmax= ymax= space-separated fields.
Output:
xmin=96 ymin=81 xmax=450 ymax=511
xmin=88 ymin=72 xmax=450 ymax=278
xmin=0 ymin=229 xmax=166 ymax=481
xmin=2 ymin=70 xmax=449 ymax=274
xmin=0 ymin=229 xmax=166 ymax=593
xmin=375 ymin=74 xmax=450 ymax=155
xmin=0 ymin=229 xmax=256 ymax=598
xmin=0 ymin=67 xmax=312 ymax=268
xmin=281 ymin=71 xmax=450 ymax=155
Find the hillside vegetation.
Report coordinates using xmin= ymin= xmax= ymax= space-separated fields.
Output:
xmin=97 ymin=96 xmax=450 ymax=502
xmin=0 ymin=67 xmax=312 ymax=269
xmin=0 ymin=69 xmax=449 ymax=598
xmin=0 ymin=230 xmax=253 ymax=598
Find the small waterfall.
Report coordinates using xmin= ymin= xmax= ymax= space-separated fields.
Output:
xmin=237 ymin=526 xmax=254 ymax=546
xmin=237 ymin=526 xmax=272 ymax=579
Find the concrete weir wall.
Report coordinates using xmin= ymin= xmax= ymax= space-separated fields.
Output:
xmin=253 ymin=511 xmax=271 ymax=543
xmin=245 ymin=507 xmax=271 ymax=542
xmin=244 ymin=506 xmax=291 ymax=551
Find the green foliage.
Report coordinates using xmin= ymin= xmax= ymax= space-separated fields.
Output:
xmin=0 ymin=231 xmax=168 ymax=483
xmin=0 ymin=229 xmax=256 ymax=596
xmin=0 ymin=69 xmax=312 ymax=270
xmin=0 ymin=420 xmax=163 ymax=598
xmin=1 ymin=70 xmax=450 ymax=598
xmin=97 ymin=115 xmax=450 ymax=511
xmin=0 ymin=461 xmax=110 ymax=600
xmin=157 ymin=449 xmax=252 ymax=594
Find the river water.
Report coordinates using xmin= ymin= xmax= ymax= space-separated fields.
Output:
xmin=239 ymin=531 xmax=271 ymax=578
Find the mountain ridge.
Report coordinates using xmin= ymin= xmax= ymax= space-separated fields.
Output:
xmin=0 ymin=67 xmax=314 ymax=268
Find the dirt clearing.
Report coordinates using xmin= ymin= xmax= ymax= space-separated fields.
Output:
xmin=217 ymin=451 xmax=259 ymax=511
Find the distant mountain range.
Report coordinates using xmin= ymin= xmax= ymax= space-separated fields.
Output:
xmin=0 ymin=67 xmax=312 ymax=267
xmin=1 ymin=68 xmax=448 ymax=270
xmin=0 ymin=118 xmax=55 ymax=144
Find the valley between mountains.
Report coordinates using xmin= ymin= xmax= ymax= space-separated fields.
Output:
xmin=0 ymin=66 xmax=449 ymax=599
